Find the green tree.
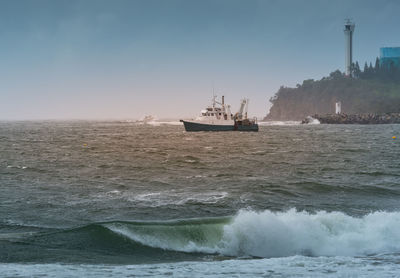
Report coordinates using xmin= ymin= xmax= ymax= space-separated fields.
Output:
xmin=329 ymin=70 xmax=343 ymax=80
xmin=353 ymin=61 xmax=361 ymax=78
xmin=363 ymin=62 xmax=369 ymax=78
xmin=375 ymin=57 xmax=380 ymax=71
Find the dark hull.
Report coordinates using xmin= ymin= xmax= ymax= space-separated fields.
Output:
xmin=236 ymin=124 xmax=259 ymax=132
xmin=180 ymin=120 xmax=258 ymax=132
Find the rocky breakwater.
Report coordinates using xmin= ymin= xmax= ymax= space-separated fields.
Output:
xmin=304 ymin=113 xmax=400 ymax=124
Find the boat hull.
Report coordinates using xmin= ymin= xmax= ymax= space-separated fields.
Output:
xmin=180 ymin=120 xmax=258 ymax=132
xmin=236 ymin=124 xmax=259 ymax=132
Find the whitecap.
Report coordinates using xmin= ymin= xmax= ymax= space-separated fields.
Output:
xmin=258 ymin=121 xmax=301 ymax=126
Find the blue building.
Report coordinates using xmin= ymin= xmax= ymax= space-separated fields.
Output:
xmin=380 ymin=47 xmax=400 ymax=68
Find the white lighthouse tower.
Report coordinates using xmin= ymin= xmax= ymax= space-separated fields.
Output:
xmin=344 ymin=19 xmax=355 ymax=76
xmin=335 ymin=101 xmax=342 ymax=114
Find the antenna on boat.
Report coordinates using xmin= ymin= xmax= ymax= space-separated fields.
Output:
xmin=212 ymin=82 xmax=216 ymax=108
xmin=212 ymin=94 xmax=217 ymax=109
xmin=212 ymin=81 xmax=215 ymax=108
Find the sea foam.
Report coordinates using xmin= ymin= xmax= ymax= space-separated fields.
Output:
xmin=220 ymin=209 xmax=400 ymax=257
xmin=2 ymin=255 xmax=399 ymax=278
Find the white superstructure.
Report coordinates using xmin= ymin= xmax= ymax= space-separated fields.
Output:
xmin=193 ymin=95 xmax=235 ymax=125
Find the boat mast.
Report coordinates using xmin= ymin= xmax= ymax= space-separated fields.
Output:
xmin=244 ymin=98 xmax=249 ymax=119
xmin=212 ymin=94 xmax=216 ymax=110
xmin=212 ymin=84 xmax=216 ymax=110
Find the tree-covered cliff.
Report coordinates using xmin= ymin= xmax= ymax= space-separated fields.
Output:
xmin=265 ymin=59 xmax=400 ymax=121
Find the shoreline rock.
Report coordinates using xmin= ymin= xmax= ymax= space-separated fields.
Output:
xmin=304 ymin=113 xmax=400 ymax=124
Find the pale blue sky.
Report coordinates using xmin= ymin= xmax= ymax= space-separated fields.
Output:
xmin=1 ymin=0 xmax=399 ymax=119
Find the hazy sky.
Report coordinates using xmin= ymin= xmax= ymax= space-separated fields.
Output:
xmin=1 ymin=0 xmax=400 ymax=120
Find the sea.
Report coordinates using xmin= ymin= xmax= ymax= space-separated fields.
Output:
xmin=1 ymin=121 xmax=400 ymax=277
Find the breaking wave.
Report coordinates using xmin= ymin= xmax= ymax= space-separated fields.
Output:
xmin=8 ymin=210 xmax=400 ymax=260
xmin=104 ymin=209 xmax=400 ymax=258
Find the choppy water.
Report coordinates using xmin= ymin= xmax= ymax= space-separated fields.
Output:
xmin=1 ymin=121 xmax=400 ymax=277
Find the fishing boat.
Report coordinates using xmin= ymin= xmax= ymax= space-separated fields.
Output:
xmin=180 ymin=96 xmax=258 ymax=132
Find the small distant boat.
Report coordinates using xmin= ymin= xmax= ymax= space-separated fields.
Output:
xmin=180 ymin=96 xmax=258 ymax=132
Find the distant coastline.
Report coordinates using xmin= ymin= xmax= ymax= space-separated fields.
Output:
xmin=264 ymin=61 xmax=400 ymax=121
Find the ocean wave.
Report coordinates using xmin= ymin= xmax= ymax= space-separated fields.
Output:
xmin=308 ymin=118 xmax=320 ymax=124
xmin=137 ymin=121 xmax=183 ymax=126
xmin=6 ymin=165 xmax=27 ymax=170
xmin=258 ymin=121 xmax=301 ymax=126
xmin=8 ymin=210 xmax=400 ymax=260
xmin=105 ymin=209 xmax=400 ymax=258
xmin=126 ymin=191 xmax=229 ymax=207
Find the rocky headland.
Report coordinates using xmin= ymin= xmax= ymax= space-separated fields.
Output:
xmin=264 ymin=63 xmax=400 ymax=122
